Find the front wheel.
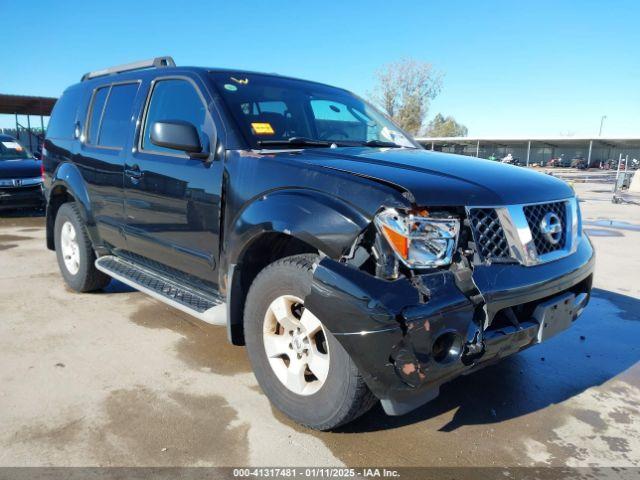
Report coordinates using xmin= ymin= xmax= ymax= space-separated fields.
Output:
xmin=244 ymin=254 xmax=377 ymax=430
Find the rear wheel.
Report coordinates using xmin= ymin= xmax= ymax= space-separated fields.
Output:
xmin=244 ymin=254 xmax=377 ymax=430
xmin=54 ymin=202 xmax=110 ymax=292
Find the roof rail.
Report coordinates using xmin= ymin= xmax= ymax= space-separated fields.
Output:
xmin=81 ymin=56 xmax=176 ymax=81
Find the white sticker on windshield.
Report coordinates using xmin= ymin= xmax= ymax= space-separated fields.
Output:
xmin=2 ymin=141 xmax=22 ymax=150
xmin=380 ymin=127 xmax=413 ymax=148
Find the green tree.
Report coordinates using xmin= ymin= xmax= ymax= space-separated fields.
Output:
xmin=371 ymin=59 xmax=442 ymax=135
xmin=424 ymin=113 xmax=468 ymax=137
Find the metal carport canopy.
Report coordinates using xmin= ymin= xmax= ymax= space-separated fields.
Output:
xmin=415 ymin=136 xmax=640 ymax=146
xmin=0 ymin=94 xmax=57 ymax=116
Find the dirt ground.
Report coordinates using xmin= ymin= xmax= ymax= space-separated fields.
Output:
xmin=0 ymin=181 xmax=639 ymax=467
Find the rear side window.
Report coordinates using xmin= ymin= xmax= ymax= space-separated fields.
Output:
xmin=86 ymin=82 xmax=139 ymax=148
xmin=47 ymin=87 xmax=83 ymax=139
xmin=142 ymin=79 xmax=207 ymax=154
xmin=86 ymin=87 xmax=109 ymax=144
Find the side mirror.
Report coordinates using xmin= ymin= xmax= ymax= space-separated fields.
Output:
xmin=150 ymin=120 xmax=209 ymax=159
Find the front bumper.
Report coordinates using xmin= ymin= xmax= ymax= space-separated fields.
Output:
xmin=0 ymin=185 xmax=45 ymax=210
xmin=306 ymin=235 xmax=595 ymax=416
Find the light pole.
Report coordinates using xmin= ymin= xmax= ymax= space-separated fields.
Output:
xmin=599 ymin=115 xmax=607 ymax=137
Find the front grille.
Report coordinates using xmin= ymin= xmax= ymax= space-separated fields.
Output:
xmin=468 ymin=208 xmax=511 ymax=260
xmin=523 ymin=201 xmax=567 ymax=255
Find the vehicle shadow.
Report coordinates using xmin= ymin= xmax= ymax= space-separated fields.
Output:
xmin=338 ymin=288 xmax=640 ymax=433
xmin=101 ymin=279 xmax=137 ymax=294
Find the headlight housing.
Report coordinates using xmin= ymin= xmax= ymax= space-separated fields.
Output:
xmin=374 ymin=208 xmax=460 ymax=268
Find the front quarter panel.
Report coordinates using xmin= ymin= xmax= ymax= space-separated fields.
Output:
xmin=222 ymin=149 xmax=411 ymax=266
xmin=228 ymin=189 xmax=370 ymax=262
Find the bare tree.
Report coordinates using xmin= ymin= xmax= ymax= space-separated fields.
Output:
xmin=371 ymin=59 xmax=443 ymax=135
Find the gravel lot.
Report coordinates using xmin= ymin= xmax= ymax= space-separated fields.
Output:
xmin=0 ymin=180 xmax=639 ymax=467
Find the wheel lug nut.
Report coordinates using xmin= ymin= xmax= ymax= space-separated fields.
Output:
xmin=288 ymin=343 xmax=293 ymax=349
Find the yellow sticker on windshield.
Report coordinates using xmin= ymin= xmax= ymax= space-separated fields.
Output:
xmin=251 ymin=122 xmax=275 ymax=135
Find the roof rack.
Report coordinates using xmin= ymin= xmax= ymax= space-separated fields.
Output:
xmin=81 ymin=56 xmax=176 ymax=82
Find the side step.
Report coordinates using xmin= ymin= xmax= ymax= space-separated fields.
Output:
xmin=95 ymin=255 xmax=226 ymax=326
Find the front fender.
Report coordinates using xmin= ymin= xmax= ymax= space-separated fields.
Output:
xmin=227 ymin=189 xmax=372 ymax=263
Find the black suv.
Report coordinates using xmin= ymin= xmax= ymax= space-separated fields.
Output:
xmin=43 ymin=57 xmax=594 ymax=430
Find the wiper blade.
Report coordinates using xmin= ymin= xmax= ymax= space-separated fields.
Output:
xmin=362 ymin=139 xmax=402 ymax=148
xmin=257 ymin=137 xmax=332 ymax=148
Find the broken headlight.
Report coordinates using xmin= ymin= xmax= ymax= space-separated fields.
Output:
xmin=374 ymin=208 xmax=460 ymax=268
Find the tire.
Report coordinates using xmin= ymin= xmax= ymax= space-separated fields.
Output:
xmin=244 ymin=254 xmax=377 ymax=430
xmin=54 ymin=202 xmax=110 ymax=292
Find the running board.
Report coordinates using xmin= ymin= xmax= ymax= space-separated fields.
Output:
xmin=95 ymin=255 xmax=226 ymax=326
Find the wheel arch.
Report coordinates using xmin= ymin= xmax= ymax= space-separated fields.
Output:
xmin=224 ymin=190 xmax=372 ymax=345
xmin=46 ymin=162 xmax=99 ymax=251
xmin=226 ymin=232 xmax=320 ymax=345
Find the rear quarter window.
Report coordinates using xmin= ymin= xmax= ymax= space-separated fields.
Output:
xmin=86 ymin=87 xmax=109 ymax=145
xmin=47 ymin=87 xmax=83 ymax=139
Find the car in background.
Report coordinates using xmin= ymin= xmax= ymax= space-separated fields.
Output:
xmin=0 ymin=135 xmax=45 ymax=211
xmin=571 ymin=156 xmax=587 ymax=169
xmin=546 ymin=157 xmax=560 ymax=167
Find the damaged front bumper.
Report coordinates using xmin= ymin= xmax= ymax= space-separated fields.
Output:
xmin=305 ymin=235 xmax=595 ymax=416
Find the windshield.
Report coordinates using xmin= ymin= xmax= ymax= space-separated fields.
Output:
xmin=210 ymin=72 xmax=419 ymax=149
xmin=0 ymin=137 xmax=31 ymax=160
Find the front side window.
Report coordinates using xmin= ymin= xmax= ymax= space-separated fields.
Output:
xmin=210 ymin=72 xmax=418 ymax=149
xmin=142 ymin=79 xmax=207 ymax=154
xmin=85 ymin=82 xmax=139 ymax=148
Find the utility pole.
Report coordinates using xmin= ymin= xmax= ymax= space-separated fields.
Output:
xmin=599 ymin=115 xmax=607 ymax=137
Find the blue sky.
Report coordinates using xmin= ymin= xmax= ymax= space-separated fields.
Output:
xmin=2 ymin=0 xmax=639 ymax=137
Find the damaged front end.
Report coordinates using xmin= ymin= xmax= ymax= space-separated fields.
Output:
xmin=304 ymin=201 xmax=595 ymax=416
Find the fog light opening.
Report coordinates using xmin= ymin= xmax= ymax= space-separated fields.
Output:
xmin=432 ymin=332 xmax=463 ymax=364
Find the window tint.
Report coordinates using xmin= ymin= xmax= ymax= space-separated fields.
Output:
xmin=310 ymin=99 xmax=366 ymax=141
xmin=142 ymin=79 xmax=207 ymax=153
xmin=47 ymin=86 xmax=83 ymax=139
xmin=311 ymin=100 xmax=358 ymax=122
xmin=86 ymin=87 xmax=109 ymax=144
xmin=258 ymin=101 xmax=287 ymax=115
xmin=210 ymin=72 xmax=417 ymax=148
xmin=97 ymin=83 xmax=139 ymax=147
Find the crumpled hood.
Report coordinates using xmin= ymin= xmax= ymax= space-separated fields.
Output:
xmin=289 ymin=147 xmax=574 ymax=206
xmin=0 ymin=158 xmax=41 ymax=179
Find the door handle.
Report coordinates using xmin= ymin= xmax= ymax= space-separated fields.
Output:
xmin=125 ymin=164 xmax=143 ymax=180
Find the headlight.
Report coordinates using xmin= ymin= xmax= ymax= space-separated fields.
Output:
xmin=374 ymin=208 xmax=460 ymax=268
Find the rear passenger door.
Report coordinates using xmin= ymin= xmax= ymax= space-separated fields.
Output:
xmin=123 ymin=76 xmax=223 ymax=288
xmin=77 ymin=81 xmax=140 ymax=251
